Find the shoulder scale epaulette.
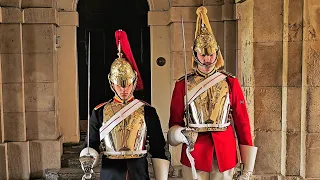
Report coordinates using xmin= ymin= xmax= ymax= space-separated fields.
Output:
xmin=94 ymin=100 xmax=111 ymax=110
xmin=178 ymin=71 xmax=195 ymax=82
xmin=219 ymin=70 xmax=235 ymax=78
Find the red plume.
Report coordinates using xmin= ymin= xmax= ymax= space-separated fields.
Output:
xmin=115 ymin=30 xmax=144 ymax=91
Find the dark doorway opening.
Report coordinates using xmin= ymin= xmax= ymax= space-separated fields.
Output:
xmin=77 ymin=0 xmax=150 ymax=121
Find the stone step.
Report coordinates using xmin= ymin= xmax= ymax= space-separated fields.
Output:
xmin=61 ymin=151 xmax=169 ymax=172
xmin=58 ymin=153 xmax=183 ymax=179
xmin=61 ymin=153 xmax=80 ymax=168
xmin=63 ymin=143 xmax=83 ymax=154
xmin=45 ymin=168 xmax=100 ymax=180
xmin=57 ymin=133 xmax=184 ymax=179
xmin=45 ymin=168 xmax=183 ymax=180
xmin=60 ymin=147 xmax=182 ymax=178
xmin=61 ymin=132 xmax=86 ymax=154
xmin=61 ymin=152 xmax=102 ymax=168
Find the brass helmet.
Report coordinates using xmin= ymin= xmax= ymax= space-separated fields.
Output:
xmin=108 ymin=53 xmax=137 ymax=89
xmin=192 ymin=6 xmax=224 ymax=69
xmin=108 ymin=30 xmax=143 ymax=100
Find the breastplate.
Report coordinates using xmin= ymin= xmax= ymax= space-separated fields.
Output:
xmin=102 ymin=102 xmax=147 ymax=159
xmin=187 ymin=75 xmax=231 ymax=132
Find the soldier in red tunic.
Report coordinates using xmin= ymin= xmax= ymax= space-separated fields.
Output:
xmin=167 ymin=6 xmax=258 ymax=180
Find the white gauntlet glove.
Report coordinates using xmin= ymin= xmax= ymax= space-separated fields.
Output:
xmin=236 ymin=145 xmax=258 ymax=180
xmin=168 ymin=126 xmax=199 ymax=180
xmin=167 ymin=126 xmax=198 ymax=146
xmin=167 ymin=126 xmax=188 ymax=146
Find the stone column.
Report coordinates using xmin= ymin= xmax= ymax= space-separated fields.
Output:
xmin=236 ymin=0 xmax=255 ymax=132
xmin=303 ymin=1 xmax=320 ymax=178
xmin=0 ymin=2 xmax=30 ymax=179
xmin=57 ymin=10 xmax=80 ymax=143
xmin=237 ymin=0 xmax=320 ymax=178
xmin=0 ymin=1 xmax=62 ymax=178
xmin=23 ymin=5 xmax=62 ymax=178
xmin=148 ymin=13 xmax=171 ymax=135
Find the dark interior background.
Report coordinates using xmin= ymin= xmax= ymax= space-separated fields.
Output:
xmin=77 ymin=0 xmax=150 ymax=120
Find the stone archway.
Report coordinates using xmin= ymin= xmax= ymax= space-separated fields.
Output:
xmin=56 ymin=0 xmax=171 ymax=144
xmin=55 ymin=0 xmax=174 ymax=144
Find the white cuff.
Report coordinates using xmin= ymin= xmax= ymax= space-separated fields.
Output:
xmin=167 ymin=126 xmax=186 ymax=146
xmin=240 ymin=145 xmax=258 ymax=172
xmin=80 ymin=147 xmax=99 ymax=167
xmin=151 ymin=158 xmax=169 ymax=180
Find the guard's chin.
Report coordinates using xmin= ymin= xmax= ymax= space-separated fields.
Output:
xmin=120 ymin=95 xmax=128 ymax=99
xmin=203 ymin=64 xmax=215 ymax=69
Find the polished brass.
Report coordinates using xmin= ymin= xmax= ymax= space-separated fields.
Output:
xmin=193 ymin=24 xmax=218 ymax=56
xmin=102 ymin=101 xmax=147 ymax=159
xmin=108 ymin=58 xmax=137 ymax=88
xmin=187 ymin=75 xmax=231 ymax=132
xmin=192 ymin=6 xmax=224 ymax=69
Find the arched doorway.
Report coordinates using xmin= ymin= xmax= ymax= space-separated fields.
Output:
xmin=77 ymin=0 xmax=150 ymax=121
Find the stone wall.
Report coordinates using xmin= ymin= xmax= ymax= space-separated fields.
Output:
xmin=0 ymin=0 xmax=78 ymax=178
xmin=0 ymin=0 xmax=319 ymax=179
xmin=237 ymin=0 xmax=320 ymax=179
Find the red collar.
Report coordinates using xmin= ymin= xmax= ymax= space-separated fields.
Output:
xmin=113 ymin=96 xmax=134 ymax=104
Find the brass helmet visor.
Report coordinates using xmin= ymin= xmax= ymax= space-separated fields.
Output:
xmin=194 ymin=46 xmax=215 ymax=56
xmin=193 ymin=32 xmax=218 ymax=56
xmin=108 ymin=58 xmax=137 ymax=88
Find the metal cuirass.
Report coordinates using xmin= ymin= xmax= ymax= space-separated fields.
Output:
xmin=102 ymin=102 xmax=147 ymax=159
xmin=187 ymin=74 xmax=231 ymax=132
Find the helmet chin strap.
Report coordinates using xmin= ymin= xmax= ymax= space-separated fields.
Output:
xmin=193 ymin=49 xmax=219 ymax=69
xmin=194 ymin=55 xmax=217 ymax=71
xmin=196 ymin=59 xmax=215 ymax=68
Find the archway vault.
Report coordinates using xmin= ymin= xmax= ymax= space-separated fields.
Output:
xmin=58 ymin=0 xmax=163 ymax=143
xmin=59 ymin=0 xmax=172 ymax=143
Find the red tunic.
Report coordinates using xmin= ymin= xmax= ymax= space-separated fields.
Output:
xmin=169 ymin=74 xmax=253 ymax=172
